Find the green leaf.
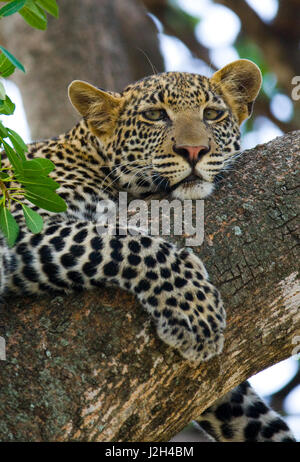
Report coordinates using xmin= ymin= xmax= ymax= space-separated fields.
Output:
xmin=25 ymin=186 xmax=67 ymax=213
xmin=2 ymin=139 xmax=22 ymax=171
xmin=7 ymin=128 xmax=27 ymax=159
xmin=20 ymin=157 xmax=54 ymax=176
xmin=18 ymin=173 xmax=60 ymax=190
xmin=0 ymin=206 xmax=19 ymax=247
xmin=31 ymin=157 xmax=55 ymax=174
xmin=0 ymin=53 xmax=15 ymax=78
xmin=0 ymin=0 xmax=26 ymax=17
xmin=21 ymin=203 xmax=43 ymax=233
xmin=0 ymin=95 xmax=16 ymax=115
xmin=19 ymin=0 xmax=47 ymax=29
xmin=0 ymin=80 xmax=6 ymax=100
xmin=0 ymin=120 xmax=8 ymax=138
xmin=0 ymin=171 xmax=9 ymax=180
xmin=19 ymin=158 xmax=56 ymax=178
xmin=20 ymin=158 xmax=44 ymax=174
xmin=0 ymin=46 xmax=25 ymax=73
xmin=36 ymin=0 xmax=58 ymax=17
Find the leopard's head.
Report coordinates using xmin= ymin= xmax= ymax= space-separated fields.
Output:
xmin=68 ymin=59 xmax=261 ymax=200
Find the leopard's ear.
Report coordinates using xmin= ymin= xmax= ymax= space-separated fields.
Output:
xmin=68 ymin=80 xmax=123 ymax=138
xmin=210 ymin=59 xmax=262 ymax=124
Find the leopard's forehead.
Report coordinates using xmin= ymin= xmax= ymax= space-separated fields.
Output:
xmin=122 ymin=72 xmax=224 ymax=110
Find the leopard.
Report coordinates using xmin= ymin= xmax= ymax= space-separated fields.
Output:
xmin=0 ymin=59 xmax=295 ymax=442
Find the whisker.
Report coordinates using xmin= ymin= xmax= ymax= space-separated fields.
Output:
xmin=136 ymin=47 xmax=158 ymax=75
xmin=127 ymin=165 xmax=152 ymax=188
xmin=101 ymin=163 xmax=151 ymax=194
xmin=100 ymin=159 xmax=148 ymax=187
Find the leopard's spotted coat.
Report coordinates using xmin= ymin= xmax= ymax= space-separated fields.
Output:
xmin=0 ymin=60 xmax=295 ymax=441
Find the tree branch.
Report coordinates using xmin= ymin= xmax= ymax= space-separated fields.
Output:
xmin=213 ymin=0 xmax=300 ymax=106
xmin=254 ymin=97 xmax=299 ymax=134
xmin=0 ymin=131 xmax=299 ymax=441
xmin=142 ymin=0 xmax=213 ymax=70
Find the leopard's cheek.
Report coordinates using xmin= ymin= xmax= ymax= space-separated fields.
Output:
xmin=210 ymin=119 xmax=241 ymax=160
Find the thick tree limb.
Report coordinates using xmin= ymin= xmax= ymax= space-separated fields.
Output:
xmin=0 ymin=131 xmax=299 ymax=441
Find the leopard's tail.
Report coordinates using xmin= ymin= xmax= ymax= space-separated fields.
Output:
xmin=195 ymin=381 xmax=295 ymax=442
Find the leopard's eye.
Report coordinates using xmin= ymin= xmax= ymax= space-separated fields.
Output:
xmin=203 ymin=108 xmax=225 ymax=121
xmin=142 ymin=109 xmax=168 ymax=121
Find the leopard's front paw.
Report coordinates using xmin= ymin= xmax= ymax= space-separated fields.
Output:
xmin=140 ymin=248 xmax=226 ymax=364
xmin=155 ymin=290 xmax=225 ymax=364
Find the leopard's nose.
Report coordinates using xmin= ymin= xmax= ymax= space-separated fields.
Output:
xmin=173 ymin=144 xmax=210 ymax=166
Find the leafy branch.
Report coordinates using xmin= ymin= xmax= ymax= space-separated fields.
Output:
xmin=0 ymin=0 xmax=67 ymax=247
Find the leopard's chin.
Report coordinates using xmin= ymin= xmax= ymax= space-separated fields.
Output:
xmin=171 ymin=180 xmax=214 ymax=200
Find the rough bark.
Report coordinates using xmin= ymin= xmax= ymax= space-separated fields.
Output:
xmin=0 ymin=131 xmax=299 ymax=442
xmin=0 ymin=0 xmax=164 ymax=139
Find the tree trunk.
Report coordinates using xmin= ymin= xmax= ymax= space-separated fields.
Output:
xmin=0 ymin=131 xmax=299 ymax=442
xmin=0 ymin=0 xmax=164 ymax=139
